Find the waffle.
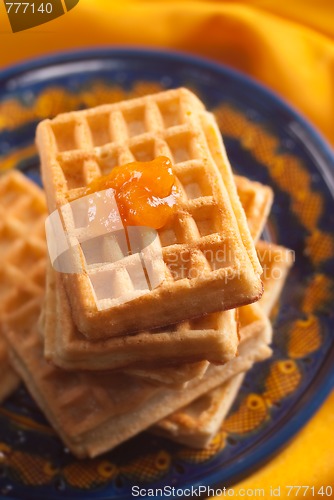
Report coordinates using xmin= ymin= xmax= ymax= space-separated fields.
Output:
xmin=234 ymin=176 xmax=273 ymax=242
xmin=125 ymin=360 xmax=209 ymax=387
xmin=5 ymin=297 xmax=271 ymax=458
xmin=154 ymin=373 xmax=245 ymax=448
xmin=256 ymin=241 xmax=295 ymax=315
xmin=36 ymin=88 xmax=263 ymax=339
xmin=42 ymin=263 xmax=209 ymax=387
xmin=41 ymin=174 xmax=272 ymax=374
xmin=154 ymin=242 xmax=293 ymax=447
xmin=0 ymin=170 xmax=271 ymax=393
xmin=0 ymin=171 xmax=46 ymax=402
xmin=0 ymin=336 xmax=20 ymax=403
xmin=2 ymin=170 xmax=274 ymax=456
xmin=42 ymin=266 xmax=238 ymax=371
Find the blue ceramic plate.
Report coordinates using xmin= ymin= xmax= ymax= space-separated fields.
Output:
xmin=0 ymin=49 xmax=333 ymax=500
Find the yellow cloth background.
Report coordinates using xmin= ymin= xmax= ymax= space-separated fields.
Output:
xmin=0 ymin=0 xmax=333 ymax=494
xmin=0 ymin=0 xmax=334 ymax=144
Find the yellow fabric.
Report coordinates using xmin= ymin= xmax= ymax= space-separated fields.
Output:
xmin=0 ymin=0 xmax=333 ymax=491
xmin=0 ymin=0 xmax=333 ymax=144
xmin=229 ymin=393 xmax=334 ymax=495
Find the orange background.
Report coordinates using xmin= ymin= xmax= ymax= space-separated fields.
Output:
xmin=0 ymin=0 xmax=333 ymax=495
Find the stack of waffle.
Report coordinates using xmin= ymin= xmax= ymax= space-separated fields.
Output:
xmin=0 ymin=88 xmax=294 ymax=458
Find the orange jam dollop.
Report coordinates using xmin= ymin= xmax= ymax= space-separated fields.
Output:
xmin=85 ymin=156 xmax=179 ymax=229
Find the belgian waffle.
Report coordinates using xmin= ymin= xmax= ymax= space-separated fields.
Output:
xmin=234 ymin=176 xmax=273 ymax=242
xmin=125 ymin=360 xmax=209 ymax=387
xmin=256 ymin=241 xmax=294 ymax=315
xmin=154 ymin=373 xmax=245 ymax=448
xmin=0 ymin=171 xmax=46 ymax=402
xmin=0 ymin=171 xmax=46 ymax=317
xmin=43 ymin=267 xmax=238 ymax=371
xmin=41 ymin=174 xmax=272 ymax=374
xmin=154 ymin=242 xmax=293 ymax=447
xmin=2 ymin=171 xmax=274 ymax=456
xmin=37 ymin=88 xmax=263 ymax=339
xmin=5 ymin=298 xmax=271 ymax=458
xmin=0 ymin=170 xmax=271 ymax=392
xmin=0 ymin=172 xmax=210 ymax=394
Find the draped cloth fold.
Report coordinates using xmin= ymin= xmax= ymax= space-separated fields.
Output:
xmin=0 ymin=0 xmax=333 ymax=144
xmin=0 ymin=0 xmax=333 ymax=491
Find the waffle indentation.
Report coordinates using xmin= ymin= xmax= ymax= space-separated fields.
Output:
xmin=191 ymin=205 xmax=223 ymax=237
xmin=131 ymin=139 xmax=156 ymax=162
xmin=52 ymin=121 xmax=77 ymax=152
xmin=157 ymin=98 xmax=182 ymax=128
xmin=87 ymin=113 xmax=112 ymax=146
xmin=123 ymin=106 xmax=147 ymax=137
xmin=58 ymin=157 xmax=88 ymax=190
xmin=166 ymin=132 xmax=199 ymax=163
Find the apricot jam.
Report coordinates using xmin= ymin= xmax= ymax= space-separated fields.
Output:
xmin=85 ymin=156 xmax=179 ymax=229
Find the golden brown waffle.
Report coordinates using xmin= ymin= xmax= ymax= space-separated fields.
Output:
xmin=0 ymin=171 xmax=47 ymax=402
xmin=40 ymin=263 xmax=210 ymax=385
xmin=0 ymin=168 xmax=212 ymax=386
xmin=257 ymin=241 xmax=295 ymax=315
xmin=43 ymin=266 xmax=238 ymax=371
xmin=40 ymin=173 xmax=272 ymax=374
xmin=235 ymin=175 xmax=273 ymax=242
xmin=0 ymin=170 xmax=290 ymax=455
xmin=0 ymin=169 xmax=271 ymax=394
xmin=152 ymin=308 xmax=271 ymax=448
xmin=154 ymin=373 xmax=245 ymax=448
xmin=125 ymin=361 xmax=209 ymax=387
xmin=0 ymin=171 xmax=46 ymax=318
xmin=5 ymin=298 xmax=271 ymax=458
xmin=3 ymin=172 xmax=275 ymax=455
xmin=154 ymin=242 xmax=293 ymax=447
xmin=36 ymin=88 xmax=263 ymax=339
